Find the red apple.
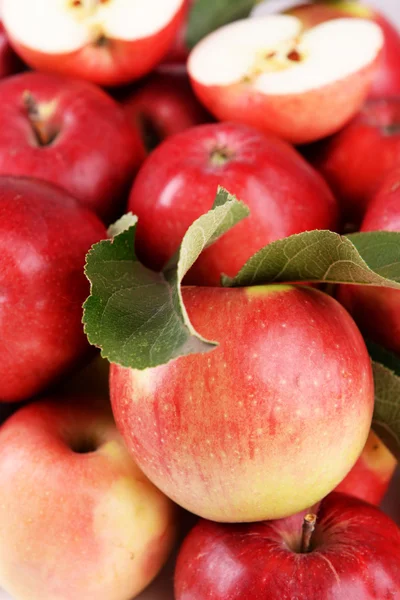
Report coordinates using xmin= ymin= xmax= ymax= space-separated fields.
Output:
xmin=121 ymin=72 xmax=211 ymax=154
xmin=0 ymin=397 xmax=177 ymax=600
xmin=128 ymin=122 xmax=338 ymax=285
xmin=287 ymin=2 xmax=400 ymax=98
xmin=0 ymin=72 xmax=142 ymax=221
xmin=111 ymin=284 xmax=374 ymax=523
xmin=338 ymin=169 xmax=400 ymax=354
xmin=2 ymin=0 xmax=185 ymax=87
xmin=187 ymin=15 xmax=383 ymax=144
xmin=163 ymin=0 xmax=195 ymax=65
xmin=335 ymin=430 xmax=397 ymax=506
xmin=312 ymin=98 xmax=400 ymax=227
xmin=174 ymin=492 xmax=400 ymax=599
xmin=0 ymin=21 xmax=23 ymax=78
xmin=0 ymin=176 xmax=107 ymax=403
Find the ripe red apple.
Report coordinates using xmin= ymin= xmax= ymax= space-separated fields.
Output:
xmin=287 ymin=2 xmax=400 ymax=98
xmin=187 ymin=15 xmax=383 ymax=144
xmin=174 ymin=492 xmax=400 ymax=599
xmin=335 ymin=430 xmax=397 ymax=506
xmin=0 ymin=176 xmax=107 ymax=403
xmin=128 ymin=122 xmax=338 ymax=285
xmin=111 ymin=284 xmax=374 ymax=523
xmin=0 ymin=21 xmax=23 ymax=78
xmin=2 ymin=0 xmax=185 ymax=87
xmin=312 ymin=97 xmax=400 ymax=227
xmin=338 ymin=169 xmax=400 ymax=354
xmin=0 ymin=72 xmax=142 ymax=221
xmin=163 ymin=0 xmax=195 ymax=65
xmin=121 ymin=72 xmax=211 ymax=154
xmin=0 ymin=397 xmax=177 ymax=600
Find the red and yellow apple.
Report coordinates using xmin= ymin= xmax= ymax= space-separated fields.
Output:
xmin=188 ymin=15 xmax=383 ymax=144
xmin=0 ymin=397 xmax=177 ymax=600
xmin=2 ymin=0 xmax=186 ymax=87
xmin=129 ymin=122 xmax=338 ymax=284
xmin=335 ymin=430 xmax=397 ymax=506
xmin=111 ymin=285 xmax=374 ymax=523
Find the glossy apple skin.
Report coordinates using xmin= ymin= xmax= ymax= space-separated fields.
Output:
xmin=312 ymin=98 xmax=400 ymax=227
xmin=288 ymin=2 xmax=400 ymax=99
xmin=122 ymin=72 xmax=211 ymax=154
xmin=175 ymin=492 xmax=400 ymax=600
xmin=0 ymin=397 xmax=176 ymax=600
xmin=0 ymin=72 xmax=143 ymax=221
xmin=189 ymin=57 xmax=379 ymax=145
xmin=6 ymin=5 xmax=185 ymax=87
xmin=335 ymin=430 xmax=397 ymax=505
xmin=0 ymin=177 xmax=107 ymax=403
xmin=111 ymin=285 xmax=374 ymax=523
xmin=0 ymin=22 xmax=23 ymax=79
xmin=128 ymin=122 xmax=338 ymax=285
xmin=338 ymin=170 xmax=400 ymax=354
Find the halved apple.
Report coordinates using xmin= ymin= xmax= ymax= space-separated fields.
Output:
xmin=2 ymin=0 xmax=185 ymax=87
xmin=188 ymin=15 xmax=384 ymax=144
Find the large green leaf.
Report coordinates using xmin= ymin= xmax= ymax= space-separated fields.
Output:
xmin=83 ymin=188 xmax=250 ymax=369
xmin=223 ymin=230 xmax=400 ymax=289
xmin=186 ymin=0 xmax=259 ymax=49
xmin=372 ymin=358 xmax=400 ymax=462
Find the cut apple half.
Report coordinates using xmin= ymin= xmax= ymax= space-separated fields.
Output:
xmin=2 ymin=0 xmax=185 ymax=86
xmin=188 ymin=15 xmax=384 ymax=144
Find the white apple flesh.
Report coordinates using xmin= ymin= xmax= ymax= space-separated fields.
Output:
xmin=2 ymin=0 xmax=185 ymax=86
xmin=188 ymin=15 xmax=384 ymax=144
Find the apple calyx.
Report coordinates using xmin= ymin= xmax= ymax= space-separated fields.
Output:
xmin=209 ymin=146 xmax=235 ymax=166
xmin=23 ymin=91 xmax=59 ymax=147
xmin=301 ymin=513 xmax=317 ymax=553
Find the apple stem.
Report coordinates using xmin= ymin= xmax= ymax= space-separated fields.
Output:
xmin=301 ymin=513 xmax=317 ymax=554
xmin=210 ymin=146 xmax=233 ymax=166
xmin=23 ymin=91 xmax=57 ymax=147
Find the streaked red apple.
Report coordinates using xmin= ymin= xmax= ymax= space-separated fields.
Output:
xmin=0 ymin=72 xmax=143 ymax=220
xmin=335 ymin=430 xmax=397 ymax=506
xmin=188 ymin=15 xmax=383 ymax=144
xmin=121 ymin=72 xmax=211 ymax=154
xmin=111 ymin=284 xmax=374 ymax=523
xmin=0 ymin=176 xmax=107 ymax=403
xmin=175 ymin=492 xmax=400 ymax=599
xmin=128 ymin=122 xmax=338 ymax=285
xmin=338 ymin=169 xmax=400 ymax=354
xmin=0 ymin=397 xmax=177 ymax=600
xmin=2 ymin=0 xmax=186 ymax=87
xmin=287 ymin=1 xmax=400 ymax=98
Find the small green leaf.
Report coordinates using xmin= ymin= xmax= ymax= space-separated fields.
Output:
xmin=372 ymin=359 xmax=400 ymax=461
xmin=83 ymin=188 xmax=250 ymax=369
xmin=223 ymin=230 xmax=400 ymax=289
xmin=186 ymin=0 xmax=258 ymax=49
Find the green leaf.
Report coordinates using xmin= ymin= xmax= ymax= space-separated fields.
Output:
xmin=186 ymin=0 xmax=258 ymax=49
xmin=83 ymin=188 xmax=250 ymax=369
xmin=223 ymin=230 xmax=400 ymax=289
xmin=372 ymin=359 xmax=400 ymax=462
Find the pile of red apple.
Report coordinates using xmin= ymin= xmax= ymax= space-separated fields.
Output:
xmin=0 ymin=1 xmax=400 ymax=599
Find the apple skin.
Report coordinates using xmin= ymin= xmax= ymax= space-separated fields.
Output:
xmin=110 ymin=284 xmax=374 ymax=523
xmin=174 ymin=492 xmax=400 ymax=600
xmin=121 ymin=72 xmax=211 ymax=154
xmin=335 ymin=430 xmax=397 ymax=506
xmin=0 ymin=72 xmax=143 ymax=221
xmin=163 ymin=0 xmax=194 ymax=65
xmin=0 ymin=397 xmax=177 ymax=600
xmin=311 ymin=97 xmax=400 ymax=227
xmin=3 ymin=2 xmax=186 ymax=87
xmin=128 ymin=122 xmax=338 ymax=285
xmin=338 ymin=169 xmax=400 ymax=354
xmin=288 ymin=2 xmax=400 ymax=98
xmin=0 ymin=176 xmax=107 ymax=403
